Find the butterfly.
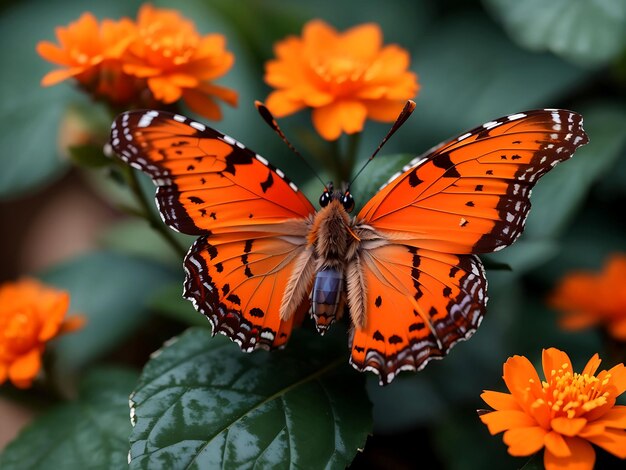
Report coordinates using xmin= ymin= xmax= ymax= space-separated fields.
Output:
xmin=110 ymin=105 xmax=588 ymax=385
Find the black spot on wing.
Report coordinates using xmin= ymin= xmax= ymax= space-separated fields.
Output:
xmin=250 ymin=308 xmax=265 ymax=318
xmin=375 ymin=296 xmax=382 ymax=308
xmin=260 ymin=169 xmax=274 ymax=193
xmin=408 ymin=168 xmax=423 ymax=187
xmin=389 ymin=335 xmax=403 ymax=344
xmin=227 ymin=293 xmax=241 ymax=305
xmin=432 ymin=152 xmax=461 ymax=178
xmin=189 ymin=196 xmax=204 ymax=204
xmin=223 ymin=150 xmax=254 ymax=175
xmin=373 ymin=330 xmax=385 ymax=342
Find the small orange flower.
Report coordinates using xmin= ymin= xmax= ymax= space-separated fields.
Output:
xmin=0 ymin=279 xmax=84 ymax=389
xmin=36 ymin=13 xmax=136 ymax=104
xmin=123 ymin=4 xmax=238 ymax=120
xmin=480 ymin=348 xmax=626 ymax=469
xmin=37 ymin=5 xmax=238 ymax=119
xmin=549 ymin=255 xmax=626 ymax=340
xmin=264 ymin=20 xmax=419 ymax=140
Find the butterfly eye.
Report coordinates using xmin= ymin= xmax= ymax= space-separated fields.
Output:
xmin=319 ymin=191 xmax=331 ymax=207
xmin=341 ymin=193 xmax=355 ymax=213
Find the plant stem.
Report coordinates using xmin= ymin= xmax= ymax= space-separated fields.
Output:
xmin=342 ymin=133 xmax=361 ymax=185
xmin=121 ymin=164 xmax=187 ymax=258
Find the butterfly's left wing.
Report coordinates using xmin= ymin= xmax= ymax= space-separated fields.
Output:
xmin=110 ymin=110 xmax=317 ymax=350
xmin=351 ymin=109 xmax=588 ymax=383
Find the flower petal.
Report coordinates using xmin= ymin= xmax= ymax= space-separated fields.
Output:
xmin=265 ymin=90 xmax=307 ymax=117
xmin=544 ymin=430 xmax=571 ymax=458
xmin=551 ymin=417 xmax=587 ymax=437
xmin=36 ymin=41 xmax=69 ymax=65
xmin=581 ymin=353 xmax=602 ymax=376
xmin=8 ymin=348 xmax=42 ymax=389
xmin=544 ymin=437 xmax=595 ymax=470
xmin=480 ymin=409 xmax=537 ymax=434
xmin=503 ymin=355 xmax=542 ymax=405
xmin=503 ymin=426 xmax=547 ymax=456
xmin=584 ymin=428 xmax=626 ymax=459
xmin=182 ymin=89 xmax=221 ymax=121
xmin=592 ymin=406 xmax=626 ymax=429
xmin=607 ymin=363 xmax=626 ymax=395
xmin=542 ymin=348 xmax=573 ymax=382
xmin=480 ymin=390 xmax=522 ymax=411
xmin=39 ymin=291 xmax=70 ymax=341
xmin=340 ymin=23 xmax=382 ymax=59
xmin=147 ymin=76 xmax=183 ymax=102
xmin=40 ymin=67 xmax=86 ymax=86
xmin=364 ymin=99 xmax=410 ymax=122
xmin=311 ymin=101 xmax=367 ymax=141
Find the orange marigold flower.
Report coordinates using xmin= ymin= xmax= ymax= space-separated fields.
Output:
xmin=549 ymin=255 xmax=626 ymax=340
xmin=123 ymin=4 xmax=238 ymax=120
xmin=480 ymin=348 xmax=626 ymax=469
xmin=264 ymin=19 xmax=419 ymax=140
xmin=0 ymin=279 xmax=84 ymax=389
xmin=36 ymin=12 xmax=136 ymax=103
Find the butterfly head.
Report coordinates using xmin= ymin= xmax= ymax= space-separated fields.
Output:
xmin=319 ymin=182 xmax=355 ymax=213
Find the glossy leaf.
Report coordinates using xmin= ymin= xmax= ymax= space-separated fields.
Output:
xmin=484 ymin=0 xmax=626 ymax=66
xmin=129 ymin=327 xmax=371 ymax=469
xmin=0 ymin=368 xmax=137 ymax=470
xmin=41 ymin=251 xmax=177 ymax=372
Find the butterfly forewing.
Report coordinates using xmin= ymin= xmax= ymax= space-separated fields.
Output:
xmin=110 ymin=110 xmax=315 ymax=235
xmin=357 ymin=109 xmax=589 ymax=254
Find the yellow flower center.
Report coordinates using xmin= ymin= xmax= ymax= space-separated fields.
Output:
xmin=0 ymin=307 xmax=40 ymax=360
xmin=531 ymin=363 xmax=610 ymax=419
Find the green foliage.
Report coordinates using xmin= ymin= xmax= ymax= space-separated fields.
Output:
xmin=0 ymin=368 xmax=137 ymax=470
xmin=484 ymin=0 xmax=626 ymax=66
xmin=128 ymin=328 xmax=371 ymax=469
xmin=41 ymin=251 xmax=177 ymax=373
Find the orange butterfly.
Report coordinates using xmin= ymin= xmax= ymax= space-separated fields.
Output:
xmin=110 ymin=104 xmax=588 ymax=385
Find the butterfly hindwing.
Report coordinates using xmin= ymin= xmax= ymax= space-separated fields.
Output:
xmin=184 ymin=227 xmax=311 ymax=350
xmin=357 ymin=109 xmax=589 ymax=254
xmin=110 ymin=110 xmax=315 ymax=235
xmin=350 ymin=244 xmax=486 ymax=384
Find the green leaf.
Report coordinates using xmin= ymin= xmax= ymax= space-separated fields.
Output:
xmin=41 ymin=251 xmax=177 ymax=372
xmin=409 ymin=13 xmax=590 ymax=150
xmin=150 ymin=283 xmax=209 ymax=327
xmin=129 ymin=328 xmax=371 ymax=469
xmin=484 ymin=0 xmax=626 ymax=66
xmin=524 ymin=102 xmax=626 ymax=239
xmin=0 ymin=368 xmax=137 ymax=470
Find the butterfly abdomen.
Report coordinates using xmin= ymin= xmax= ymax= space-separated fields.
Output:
xmin=312 ymin=268 xmax=344 ymax=334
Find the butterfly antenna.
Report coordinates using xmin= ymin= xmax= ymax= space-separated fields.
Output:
xmin=255 ymin=101 xmax=328 ymax=190
xmin=347 ymin=100 xmax=416 ymax=189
